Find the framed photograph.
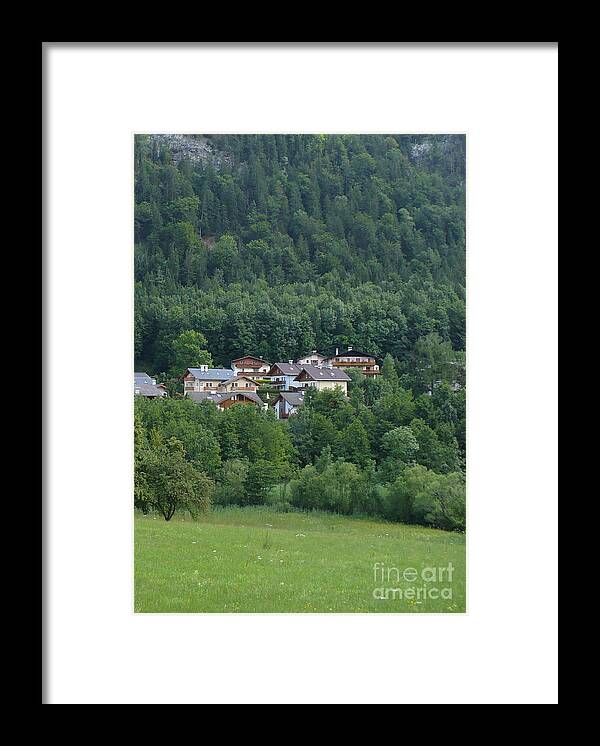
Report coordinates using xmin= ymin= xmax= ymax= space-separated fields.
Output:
xmin=133 ymin=132 xmax=467 ymax=614
xmin=44 ymin=42 xmax=558 ymax=704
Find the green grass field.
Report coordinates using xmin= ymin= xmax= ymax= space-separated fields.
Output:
xmin=135 ymin=508 xmax=466 ymax=613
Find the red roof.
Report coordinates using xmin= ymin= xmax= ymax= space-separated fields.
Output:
xmin=232 ymin=355 xmax=270 ymax=365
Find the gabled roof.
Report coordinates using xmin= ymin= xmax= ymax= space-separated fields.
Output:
xmin=134 ymin=372 xmax=155 ymax=385
xmin=223 ymin=375 xmax=257 ymax=386
xmin=134 ymin=383 xmax=167 ymax=397
xmin=296 ymin=365 xmax=351 ymax=382
xmin=187 ymin=391 xmax=223 ymax=403
xmin=268 ymin=362 xmax=302 ymax=376
xmin=231 ymin=355 xmax=270 ymax=365
xmin=272 ymin=391 xmax=306 ymax=407
xmin=187 ymin=390 xmax=264 ymax=407
xmin=330 ymin=349 xmax=377 ymax=360
xmin=220 ymin=391 xmax=264 ymax=406
xmin=186 ymin=367 xmax=235 ymax=380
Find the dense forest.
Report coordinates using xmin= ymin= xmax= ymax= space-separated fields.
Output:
xmin=134 ymin=134 xmax=466 ymax=530
xmin=134 ymin=134 xmax=465 ymax=371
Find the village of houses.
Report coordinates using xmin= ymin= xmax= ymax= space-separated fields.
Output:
xmin=134 ymin=348 xmax=381 ymax=419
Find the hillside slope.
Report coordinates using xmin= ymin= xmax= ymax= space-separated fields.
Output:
xmin=134 ymin=134 xmax=465 ymax=371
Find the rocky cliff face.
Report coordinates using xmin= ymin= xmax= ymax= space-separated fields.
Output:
xmin=410 ymin=141 xmax=433 ymax=159
xmin=410 ymin=135 xmax=461 ymax=160
xmin=149 ymin=134 xmax=232 ymax=169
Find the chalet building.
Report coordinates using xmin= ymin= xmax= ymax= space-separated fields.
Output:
xmin=231 ymin=355 xmax=271 ymax=380
xmin=328 ymin=346 xmax=380 ymax=376
xmin=187 ymin=390 xmax=265 ymax=410
xmin=185 ymin=368 xmax=263 ymax=410
xmin=296 ymin=350 xmax=328 ymax=367
xmin=183 ymin=366 xmax=235 ymax=394
xmin=271 ymin=391 xmax=305 ymax=419
xmin=266 ymin=362 xmax=302 ymax=389
xmin=218 ymin=375 xmax=258 ymax=393
xmin=134 ymin=372 xmax=168 ymax=398
xmin=293 ymin=365 xmax=350 ymax=395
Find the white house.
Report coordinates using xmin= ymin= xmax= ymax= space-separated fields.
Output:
xmin=231 ymin=355 xmax=271 ymax=379
xmin=327 ymin=346 xmax=380 ymax=376
xmin=266 ymin=361 xmax=302 ymax=390
xmin=218 ymin=375 xmax=258 ymax=393
xmin=271 ymin=391 xmax=306 ymax=419
xmin=296 ymin=350 xmax=328 ymax=367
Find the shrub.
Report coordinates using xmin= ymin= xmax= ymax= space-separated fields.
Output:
xmin=386 ymin=465 xmax=465 ymax=530
xmin=214 ymin=458 xmax=249 ymax=506
xmin=413 ymin=470 xmax=465 ymax=531
xmin=244 ymin=460 xmax=280 ymax=505
xmin=289 ymin=459 xmax=377 ymax=516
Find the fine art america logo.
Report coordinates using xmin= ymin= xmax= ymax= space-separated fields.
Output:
xmin=372 ymin=562 xmax=455 ymax=603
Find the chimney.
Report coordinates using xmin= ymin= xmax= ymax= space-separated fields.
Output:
xmin=335 ymin=347 xmax=339 ymax=356
xmin=312 ymin=349 xmax=317 ymax=354
xmin=200 ymin=364 xmax=209 ymax=372
xmin=288 ymin=360 xmax=293 ymax=365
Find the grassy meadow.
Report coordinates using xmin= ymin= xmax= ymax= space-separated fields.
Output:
xmin=135 ymin=508 xmax=466 ymax=613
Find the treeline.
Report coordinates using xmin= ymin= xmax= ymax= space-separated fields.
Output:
xmin=134 ymin=134 xmax=465 ymax=371
xmin=135 ymin=358 xmax=465 ymax=531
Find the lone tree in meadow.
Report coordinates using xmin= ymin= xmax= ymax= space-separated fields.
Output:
xmin=135 ymin=430 xmax=214 ymax=521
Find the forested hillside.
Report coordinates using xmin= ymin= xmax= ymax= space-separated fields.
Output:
xmin=134 ymin=134 xmax=465 ymax=373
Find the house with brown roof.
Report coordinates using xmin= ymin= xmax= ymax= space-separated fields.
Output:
xmin=231 ymin=355 xmax=271 ymax=380
xmin=187 ymin=390 xmax=265 ymax=411
xmin=327 ymin=346 xmax=380 ymax=376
